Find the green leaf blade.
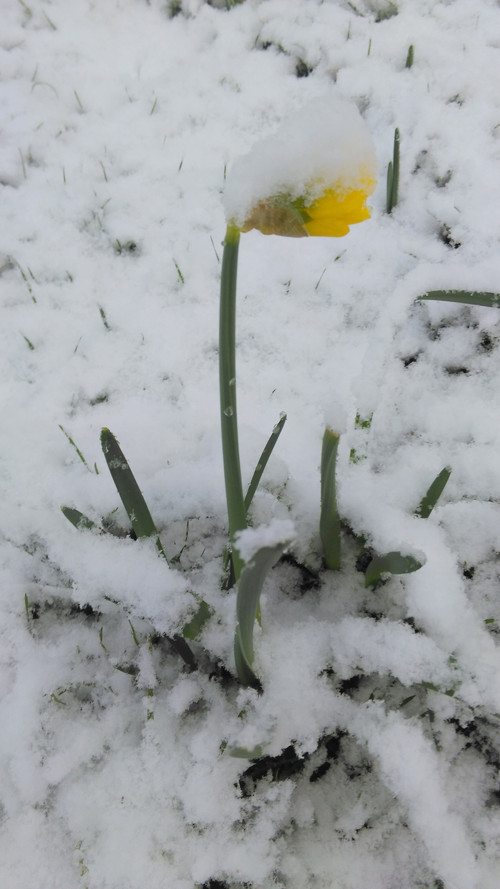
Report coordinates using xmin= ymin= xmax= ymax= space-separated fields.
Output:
xmin=244 ymin=413 xmax=287 ymax=513
xmin=234 ymin=538 xmax=290 ymax=686
xmin=182 ymin=599 xmax=212 ymax=641
xmin=418 ymin=290 xmax=500 ymax=308
xmin=229 ymin=745 xmax=264 ymax=760
xmin=61 ymin=505 xmax=97 ymax=531
xmin=386 ymin=160 xmax=393 ymax=214
xmin=386 ymin=128 xmax=400 ymax=214
xmin=415 ymin=466 xmax=451 ymax=519
xmin=320 ymin=428 xmax=341 ymax=570
xmin=365 ymin=551 xmax=424 ymax=587
xmin=393 ymin=129 xmax=400 ymax=204
xmin=100 ymin=428 xmax=166 ymax=558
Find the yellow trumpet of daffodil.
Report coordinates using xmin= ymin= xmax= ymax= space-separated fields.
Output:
xmin=224 ymin=96 xmax=377 ymax=239
xmin=302 ymin=180 xmax=375 ymax=236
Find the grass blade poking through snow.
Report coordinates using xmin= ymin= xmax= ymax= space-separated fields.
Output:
xmin=100 ymin=428 xmax=166 ymax=558
xmin=234 ymin=538 xmax=290 ymax=688
xmin=320 ymin=428 xmax=341 ymax=570
xmin=244 ymin=412 xmax=287 ymax=513
xmin=386 ymin=127 xmax=400 ymax=214
xmin=59 ymin=424 xmax=92 ymax=472
xmin=415 ymin=466 xmax=451 ymax=518
xmin=418 ymin=290 xmax=500 ymax=308
xmin=229 ymin=744 xmax=264 ymax=759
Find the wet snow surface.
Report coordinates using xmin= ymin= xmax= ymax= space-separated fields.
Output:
xmin=2 ymin=1 xmax=500 ymax=887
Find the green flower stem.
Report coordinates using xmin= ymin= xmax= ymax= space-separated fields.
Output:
xmin=220 ymin=224 xmax=246 ymax=581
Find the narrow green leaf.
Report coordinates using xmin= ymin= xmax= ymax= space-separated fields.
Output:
xmin=61 ymin=505 xmax=97 ymax=531
xmin=173 ymin=258 xmax=184 ymax=284
xmin=100 ymin=428 xmax=166 ymax=558
xmin=392 ymin=128 xmax=400 ymax=209
xmin=415 ymin=466 xmax=451 ymax=518
xmin=22 ymin=333 xmax=35 ymax=350
xmin=244 ymin=413 xmax=287 ymax=513
xmin=365 ymin=551 xmax=423 ymax=587
xmin=405 ymin=44 xmax=414 ymax=68
xmin=234 ymin=539 xmax=290 ymax=686
xmin=129 ymin=620 xmax=140 ymax=646
xmin=320 ymin=428 xmax=341 ymax=570
xmin=418 ymin=290 xmax=500 ymax=308
xmin=400 ymin=694 xmax=417 ymax=708
xmin=182 ymin=598 xmax=212 ymax=641
xmin=99 ymin=305 xmax=111 ymax=330
xmin=229 ymin=745 xmax=264 ymax=759
xmin=420 ymin=680 xmax=457 ymax=697
xmin=59 ymin=424 xmax=91 ymax=471
xmin=386 ymin=128 xmax=400 ymax=213
xmin=234 ymin=635 xmax=259 ymax=688
xmin=99 ymin=627 xmax=108 ymax=652
xmin=386 ymin=160 xmax=393 ymax=214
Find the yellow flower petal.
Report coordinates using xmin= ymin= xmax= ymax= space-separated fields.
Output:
xmin=303 ymin=217 xmax=351 ymax=237
xmin=302 ymin=180 xmax=376 ymax=237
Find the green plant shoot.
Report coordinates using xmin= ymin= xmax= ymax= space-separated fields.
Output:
xmin=244 ymin=413 xmax=287 ymax=513
xmin=365 ymin=551 xmax=424 ymax=587
xmin=418 ymin=291 xmax=500 ymax=308
xmin=234 ymin=538 xmax=290 ymax=687
xmin=386 ymin=127 xmax=400 ymax=214
xmin=100 ymin=428 xmax=167 ymax=558
xmin=320 ymin=428 xmax=341 ymax=570
xmin=415 ymin=466 xmax=451 ymax=518
xmin=61 ymin=506 xmax=97 ymax=531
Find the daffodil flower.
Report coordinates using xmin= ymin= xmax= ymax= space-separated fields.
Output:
xmin=219 ymin=97 xmax=377 ymax=603
xmin=239 ymin=177 xmax=376 ymax=238
xmin=224 ymin=96 xmax=377 ymax=239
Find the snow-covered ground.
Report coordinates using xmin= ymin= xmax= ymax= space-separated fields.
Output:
xmin=2 ymin=1 xmax=500 ymax=887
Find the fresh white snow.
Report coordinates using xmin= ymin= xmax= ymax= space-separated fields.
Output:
xmin=2 ymin=1 xmax=500 ymax=888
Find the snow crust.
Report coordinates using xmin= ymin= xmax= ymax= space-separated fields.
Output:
xmin=2 ymin=1 xmax=500 ymax=888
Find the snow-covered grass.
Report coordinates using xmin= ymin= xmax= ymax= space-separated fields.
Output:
xmin=2 ymin=1 xmax=500 ymax=887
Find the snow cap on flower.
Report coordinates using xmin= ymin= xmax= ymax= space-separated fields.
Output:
xmin=223 ymin=96 xmax=377 ymax=237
